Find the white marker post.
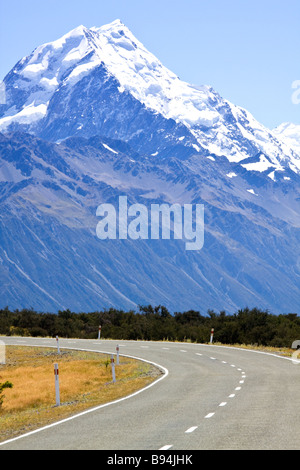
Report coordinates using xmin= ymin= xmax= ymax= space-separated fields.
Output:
xmin=0 ymin=341 xmax=5 ymax=365
xmin=111 ymin=355 xmax=116 ymax=383
xmin=54 ymin=363 xmax=60 ymax=406
xmin=98 ymin=326 xmax=102 ymax=340
xmin=56 ymin=336 xmax=61 ymax=354
xmin=116 ymin=345 xmax=120 ymax=365
xmin=210 ymin=328 xmax=214 ymax=344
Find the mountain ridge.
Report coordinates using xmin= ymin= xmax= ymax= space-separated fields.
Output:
xmin=1 ymin=20 xmax=300 ymax=177
xmin=0 ymin=130 xmax=299 ymax=314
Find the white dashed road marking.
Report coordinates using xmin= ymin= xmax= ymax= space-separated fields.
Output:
xmin=158 ymin=347 xmax=247 ymax=450
xmin=185 ymin=426 xmax=198 ymax=434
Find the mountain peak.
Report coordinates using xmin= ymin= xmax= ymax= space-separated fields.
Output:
xmin=99 ymin=18 xmax=125 ymax=28
xmin=0 ymin=21 xmax=300 ymax=175
xmin=90 ymin=19 xmax=133 ymax=40
xmin=66 ymin=24 xmax=88 ymax=36
xmin=93 ymin=18 xmax=127 ymax=29
xmin=47 ymin=24 xmax=90 ymax=50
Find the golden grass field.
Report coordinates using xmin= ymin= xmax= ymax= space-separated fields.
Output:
xmin=0 ymin=346 xmax=162 ymax=443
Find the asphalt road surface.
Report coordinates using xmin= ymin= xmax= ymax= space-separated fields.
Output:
xmin=0 ymin=337 xmax=299 ymax=450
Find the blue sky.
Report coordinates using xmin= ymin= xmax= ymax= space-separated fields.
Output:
xmin=1 ymin=0 xmax=299 ymax=129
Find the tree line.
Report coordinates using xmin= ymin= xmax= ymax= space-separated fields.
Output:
xmin=0 ymin=305 xmax=299 ymax=348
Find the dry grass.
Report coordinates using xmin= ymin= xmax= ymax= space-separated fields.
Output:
xmin=0 ymin=346 xmax=162 ymax=442
xmin=211 ymin=342 xmax=295 ymax=357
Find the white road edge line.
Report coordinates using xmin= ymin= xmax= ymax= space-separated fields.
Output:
xmin=194 ymin=341 xmax=296 ymax=364
xmin=0 ymin=345 xmax=169 ymax=447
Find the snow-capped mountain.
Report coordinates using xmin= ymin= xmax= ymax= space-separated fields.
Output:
xmin=1 ymin=20 xmax=300 ymax=177
xmin=0 ymin=21 xmax=299 ymax=315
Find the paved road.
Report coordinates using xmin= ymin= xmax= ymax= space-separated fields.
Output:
xmin=0 ymin=337 xmax=299 ymax=450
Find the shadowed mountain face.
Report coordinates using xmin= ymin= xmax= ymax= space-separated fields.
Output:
xmin=0 ymin=132 xmax=299 ymax=314
xmin=0 ymin=21 xmax=299 ymax=314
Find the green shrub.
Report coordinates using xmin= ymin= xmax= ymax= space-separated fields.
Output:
xmin=0 ymin=381 xmax=13 ymax=407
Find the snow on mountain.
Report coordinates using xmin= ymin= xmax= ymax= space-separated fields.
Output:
xmin=273 ymin=122 xmax=300 ymax=158
xmin=1 ymin=19 xmax=300 ymax=177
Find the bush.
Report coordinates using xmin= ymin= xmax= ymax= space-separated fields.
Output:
xmin=0 ymin=381 xmax=13 ymax=407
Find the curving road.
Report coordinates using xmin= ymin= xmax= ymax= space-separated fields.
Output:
xmin=0 ymin=336 xmax=300 ymax=450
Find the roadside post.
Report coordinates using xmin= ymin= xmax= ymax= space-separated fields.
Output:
xmin=56 ymin=336 xmax=61 ymax=354
xmin=98 ymin=326 xmax=102 ymax=340
xmin=0 ymin=341 xmax=5 ymax=365
xmin=116 ymin=345 xmax=120 ymax=365
xmin=54 ymin=363 xmax=60 ymax=406
xmin=111 ymin=354 xmax=116 ymax=383
xmin=210 ymin=328 xmax=214 ymax=344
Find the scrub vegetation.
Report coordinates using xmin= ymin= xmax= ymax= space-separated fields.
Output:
xmin=0 ymin=305 xmax=299 ymax=348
